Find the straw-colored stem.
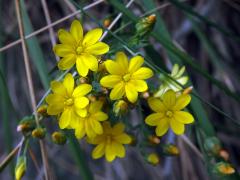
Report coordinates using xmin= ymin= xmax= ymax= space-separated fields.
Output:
xmin=15 ymin=0 xmax=50 ymax=179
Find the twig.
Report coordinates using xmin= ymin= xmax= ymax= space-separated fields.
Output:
xmin=0 ymin=138 xmax=24 ymax=172
xmin=15 ymin=0 xmax=50 ymax=179
xmin=0 ymin=0 xmax=105 ymax=52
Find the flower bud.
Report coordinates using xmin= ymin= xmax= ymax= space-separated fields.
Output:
xmin=113 ymin=100 xmax=128 ymax=116
xmin=88 ymin=95 xmax=97 ymax=102
xmin=79 ymin=77 xmax=88 ymax=84
xmin=17 ymin=116 xmax=35 ymax=134
xmin=141 ymin=91 xmax=150 ymax=99
xmin=148 ymin=135 xmax=160 ymax=145
xmin=183 ymin=86 xmax=193 ymax=95
xmin=204 ymin=137 xmax=221 ymax=155
xmin=214 ymin=162 xmax=235 ymax=175
xmin=32 ymin=127 xmax=46 ymax=139
xmin=163 ymin=144 xmax=179 ymax=156
xmin=147 ymin=153 xmax=160 ymax=166
xmin=103 ymin=19 xmax=111 ymax=27
xmin=15 ymin=156 xmax=26 ymax=180
xmin=52 ymin=131 xmax=67 ymax=145
xmin=37 ymin=105 xmax=48 ymax=116
xmin=135 ymin=14 xmax=156 ymax=37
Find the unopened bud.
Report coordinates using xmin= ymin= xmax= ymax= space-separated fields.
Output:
xmin=214 ymin=162 xmax=235 ymax=175
xmin=183 ymin=86 xmax=193 ymax=95
xmin=103 ymin=19 xmax=111 ymax=27
xmin=204 ymin=137 xmax=221 ymax=155
xmin=17 ymin=116 xmax=35 ymax=134
xmin=88 ymin=95 xmax=97 ymax=102
xmin=15 ymin=156 xmax=26 ymax=180
xmin=163 ymin=144 xmax=179 ymax=156
xmin=37 ymin=105 xmax=48 ymax=116
xmin=147 ymin=153 xmax=160 ymax=166
xmin=142 ymin=91 xmax=150 ymax=99
xmin=32 ymin=127 xmax=46 ymax=139
xmin=101 ymin=87 xmax=108 ymax=94
xmin=113 ymin=100 xmax=128 ymax=116
xmin=135 ymin=14 xmax=156 ymax=37
xmin=219 ymin=149 xmax=229 ymax=161
xmin=52 ymin=131 xmax=67 ymax=145
xmin=79 ymin=77 xmax=88 ymax=84
xmin=148 ymin=135 xmax=160 ymax=145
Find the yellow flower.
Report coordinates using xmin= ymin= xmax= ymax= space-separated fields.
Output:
xmin=46 ymin=73 xmax=92 ymax=129
xmin=145 ymin=89 xmax=194 ymax=136
xmin=54 ymin=20 xmax=109 ymax=77
xmin=100 ymin=52 xmax=153 ymax=103
xmin=72 ymin=101 xmax=108 ymax=139
xmin=87 ymin=122 xmax=132 ymax=162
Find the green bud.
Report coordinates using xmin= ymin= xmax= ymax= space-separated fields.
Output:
xmin=163 ymin=144 xmax=180 ymax=156
xmin=135 ymin=14 xmax=156 ymax=38
xmin=15 ymin=156 xmax=26 ymax=180
xmin=213 ymin=162 xmax=235 ymax=175
xmin=52 ymin=131 xmax=67 ymax=145
xmin=113 ymin=100 xmax=128 ymax=116
xmin=32 ymin=127 xmax=46 ymax=139
xmin=17 ymin=116 xmax=35 ymax=134
xmin=204 ymin=137 xmax=221 ymax=155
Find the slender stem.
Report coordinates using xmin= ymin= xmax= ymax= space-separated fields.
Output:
xmin=15 ymin=0 xmax=50 ymax=179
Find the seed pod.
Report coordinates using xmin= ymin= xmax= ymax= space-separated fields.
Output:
xmin=15 ymin=156 xmax=26 ymax=180
xmin=163 ymin=144 xmax=180 ymax=156
xmin=52 ymin=131 xmax=67 ymax=145
xmin=147 ymin=153 xmax=160 ymax=166
xmin=32 ymin=127 xmax=46 ymax=139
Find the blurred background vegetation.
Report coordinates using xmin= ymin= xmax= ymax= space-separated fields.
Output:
xmin=0 ymin=0 xmax=240 ymax=179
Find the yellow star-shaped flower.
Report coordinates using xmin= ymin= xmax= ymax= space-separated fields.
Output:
xmin=145 ymin=89 xmax=194 ymax=136
xmin=54 ymin=20 xmax=109 ymax=77
xmin=100 ymin=51 xmax=153 ymax=103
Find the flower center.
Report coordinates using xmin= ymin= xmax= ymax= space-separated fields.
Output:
xmin=76 ymin=46 xmax=83 ymax=54
xmin=123 ymin=73 xmax=131 ymax=82
xmin=166 ymin=110 xmax=173 ymax=118
xmin=64 ymin=98 xmax=74 ymax=106
xmin=106 ymin=135 xmax=112 ymax=144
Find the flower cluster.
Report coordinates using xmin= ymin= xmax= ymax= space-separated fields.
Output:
xmin=44 ymin=20 xmax=194 ymax=162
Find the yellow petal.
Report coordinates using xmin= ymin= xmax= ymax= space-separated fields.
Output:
xmin=148 ymin=97 xmax=166 ymax=112
xmin=113 ymin=142 xmax=125 ymax=158
xmin=81 ymin=54 xmax=98 ymax=72
xmin=100 ymin=75 xmax=122 ymax=88
xmin=173 ymin=94 xmax=191 ymax=110
xmin=58 ymin=29 xmax=76 ymax=45
xmin=83 ymin=28 xmax=102 ymax=46
xmin=104 ymin=60 xmax=124 ymax=75
xmin=59 ymin=108 xmax=72 ymax=129
xmin=170 ymin=119 xmax=185 ymax=135
xmin=73 ymin=84 xmax=92 ymax=97
xmin=112 ymin=123 xmax=125 ymax=135
xmin=53 ymin=44 xmax=75 ymax=57
xmin=174 ymin=111 xmax=194 ymax=124
xmin=91 ymin=112 xmax=108 ymax=121
xmin=89 ymin=101 xmax=103 ymax=113
xmin=85 ymin=119 xmax=96 ymax=138
xmin=128 ymin=55 xmax=144 ymax=73
xmin=92 ymin=143 xmax=105 ymax=159
xmin=116 ymin=51 xmax=128 ymax=73
xmin=63 ymin=73 xmax=74 ymax=96
xmin=110 ymin=82 xmax=125 ymax=100
xmin=129 ymin=80 xmax=148 ymax=92
xmin=46 ymin=94 xmax=64 ymax=104
xmin=70 ymin=20 xmax=83 ymax=42
xmin=131 ymin=67 xmax=153 ymax=80
xmin=125 ymin=83 xmax=138 ymax=103
xmin=90 ymin=118 xmax=103 ymax=134
xmin=74 ymin=96 xmax=89 ymax=109
xmin=145 ymin=113 xmax=163 ymax=126
xmin=50 ymin=81 xmax=67 ymax=96
xmin=84 ymin=42 xmax=109 ymax=55
xmin=58 ymin=54 xmax=76 ymax=70
xmin=75 ymin=121 xmax=85 ymax=139
xmin=162 ymin=90 xmax=176 ymax=108
xmin=76 ymin=57 xmax=89 ymax=77
xmin=75 ymin=108 xmax=87 ymax=117
xmin=47 ymin=104 xmax=64 ymax=115
xmin=105 ymin=143 xmax=116 ymax=162
xmin=155 ymin=118 xmax=169 ymax=136
xmin=115 ymin=133 xmax=131 ymax=144
xmin=87 ymin=135 xmax=105 ymax=145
